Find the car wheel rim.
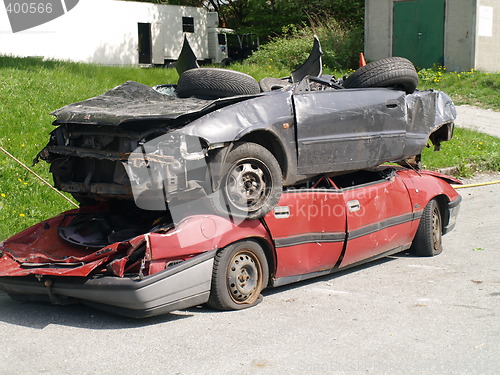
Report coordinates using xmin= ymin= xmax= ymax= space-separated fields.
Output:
xmin=224 ymin=158 xmax=271 ymax=213
xmin=432 ymin=206 xmax=442 ymax=251
xmin=227 ymin=250 xmax=263 ymax=304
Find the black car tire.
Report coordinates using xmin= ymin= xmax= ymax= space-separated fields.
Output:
xmin=207 ymin=240 xmax=269 ymax=310
xmin=176 ymin=68 xmax=260 ymax=99
xmin=343 ymin=57 xmax=418 ymax=94
xmin=220 ymin=57 xmax=234 ymax=66
xmin=207 ymin=142 xmax=283 ymax=220
xmin=411 ymin=199 xmax=443 ymax=257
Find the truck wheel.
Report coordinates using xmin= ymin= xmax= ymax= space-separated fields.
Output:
xmin=176 ymin=68 xmax=260 ymax=99
xmin=207 ymin=240 xmax=269 ymax=310
xmin=411 ymin=199 xmax=443 ymax=257
xmin=207 ymin=142 xmax=282 ymax=220
xmin=343 ymin=57 xmax=418 ymax=94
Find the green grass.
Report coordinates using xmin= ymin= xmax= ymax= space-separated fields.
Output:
xmin=0 ymin=56 xmax=499 ymax=240
xmin=224 ymin=62 xmax=291 ymax=81
xmin=417 ymin=66 xmax=500 ymax=111
xmin=421 ymin=128 xmax=500 ymax=174
xmin=0 ymin=57 xmax=178 ymax=240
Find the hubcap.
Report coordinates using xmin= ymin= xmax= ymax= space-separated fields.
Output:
xmin=224 ymin=159 xmax=271 ymax=212
xmin=227 ymin=250 xmax=263 ymax=304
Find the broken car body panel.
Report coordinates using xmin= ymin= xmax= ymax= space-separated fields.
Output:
xmin=37 ymin=78 xmax=456 ymax=203
xmin=0 ymin=168 xmax=461 ymax=317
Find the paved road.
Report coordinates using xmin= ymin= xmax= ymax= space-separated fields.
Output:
xmin=455 ymin=105 xmax=500 ymax=138
xmin=0 ymin=180 xmax=498 ymax=374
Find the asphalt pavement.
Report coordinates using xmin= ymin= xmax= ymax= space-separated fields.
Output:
xmin=455 ymin=105 xmax=500 ymax=138
xmin=0 ymin=178 xmax=498 ymax=375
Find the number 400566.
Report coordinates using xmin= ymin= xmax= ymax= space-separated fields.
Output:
xmin=6 ymin=2 xmax=53 ymax=14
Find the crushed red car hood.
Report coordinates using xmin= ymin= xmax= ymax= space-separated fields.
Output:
xmin=419 ymin=170 xmax=462 ymax=185
xmin=0 ymin=210 xmax=146 ymax=277
xmin=0 ymin=208 xmax=273 ymax=278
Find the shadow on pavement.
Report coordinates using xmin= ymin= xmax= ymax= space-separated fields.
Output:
xmin=0 ymin=251 xmax=409 ymax=324
xmin=0 ymin=292 xmax=191 ymax=329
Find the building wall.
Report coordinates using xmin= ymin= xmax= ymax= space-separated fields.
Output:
xmin=444 ymin=0 xmax=476 ymax=72
xmin=364 ymin=0 xmax=393 ymax=62
xmin=474 ymin=0 xmax=500 ymax=72
xmin=365 ymin=0 xmax=499 ymax=72
xmin=0 ymin=0 xmax=208 ymax=65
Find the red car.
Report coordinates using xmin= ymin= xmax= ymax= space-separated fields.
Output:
xmin=0 ymin=167 xmax=461 ymax=317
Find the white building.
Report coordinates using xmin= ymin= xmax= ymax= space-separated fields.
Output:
xmin=0 ymin=0 xmax=228 ymax=65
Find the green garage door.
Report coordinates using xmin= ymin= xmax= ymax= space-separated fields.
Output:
xmin=393 ymin=0 xmax=445 ymax=68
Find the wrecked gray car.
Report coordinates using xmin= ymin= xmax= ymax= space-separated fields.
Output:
xmin=36 ymin=38 xmax=456 ymax=219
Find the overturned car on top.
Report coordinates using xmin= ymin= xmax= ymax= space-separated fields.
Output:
xmin=34 ymin=37 xmax=456 ymax=219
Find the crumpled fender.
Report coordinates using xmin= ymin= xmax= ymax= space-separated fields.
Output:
xmin=179 ymin=91 xmax=295 ymax=145
xmin=418 ymin=169 xmax=462 ymax=185
xmin=146 ymin=214 xmax=274 ymax=275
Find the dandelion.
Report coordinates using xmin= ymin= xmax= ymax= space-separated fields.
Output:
xmin=23 ymin=182 xmax=28 ymax=185
xmin=17 ymin=178 xmax=22 ymax=182
xmin=19 ymin=213 xmax=25 ymax=217
xmin=21 ymin=144 xmax=25 ymax=147
xmin=0 ymin=193 xmax=5 ymax=198
xmin=457 ymin=74 xmax=461 ymax=78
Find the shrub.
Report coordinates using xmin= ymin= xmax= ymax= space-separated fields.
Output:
xmin=246 ymin=18 xmax=364 ymax=70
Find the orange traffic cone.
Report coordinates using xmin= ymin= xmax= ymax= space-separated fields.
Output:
xmin=359 ymin=52 xmax=366 ymax=67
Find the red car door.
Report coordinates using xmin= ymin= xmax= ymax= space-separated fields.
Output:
xmin=264 ymin=183 xmax=347 ymax=279
xmin=337 ymin=170 xmax=414 ymax=267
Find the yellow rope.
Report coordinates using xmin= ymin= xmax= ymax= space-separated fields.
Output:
xmin=0 ymin=146 xmax=79 ymax=208
xmin=452 ymin=180 xmax=500 ymax=189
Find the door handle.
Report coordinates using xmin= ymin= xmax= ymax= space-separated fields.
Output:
xmin=274 ymin=206 xmax=290 ymax=219
xmin=386 ymin=99 xmax=399 ymax=108
xmin=347 ymin=200 xmax=361 ymax=212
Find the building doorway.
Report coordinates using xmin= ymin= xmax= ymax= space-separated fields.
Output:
xmin=138 ymin=23 xmax=152 ymax=64
xmin=393 ymin=0 xmax=445 ymax=68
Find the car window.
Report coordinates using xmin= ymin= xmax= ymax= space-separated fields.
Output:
xmin=331 ymin=168 xmax=395 ymax=189
xmin=284 ymin=176 xmax=339 ymax=191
